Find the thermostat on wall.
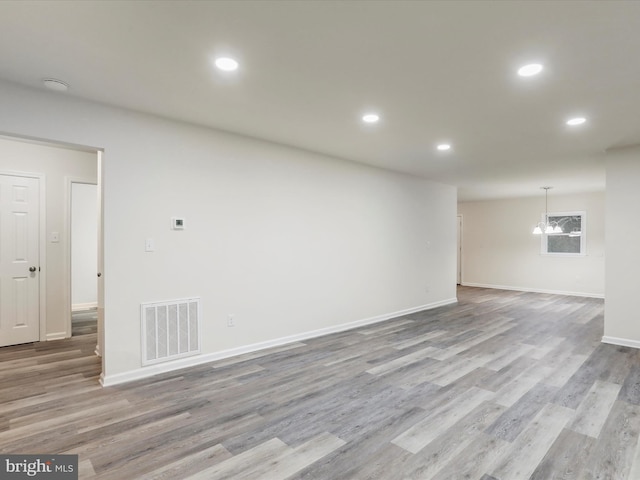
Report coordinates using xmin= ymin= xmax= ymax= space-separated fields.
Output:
xmin=171 ymin=217 xmax=185 ymax=230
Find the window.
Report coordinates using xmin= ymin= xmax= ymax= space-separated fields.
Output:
xmin=542 ymin=211 xmax=586 ymax=255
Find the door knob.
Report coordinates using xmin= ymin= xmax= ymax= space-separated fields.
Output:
xmin=29 ymin=266 xmax=36 ymax=272
xmin=97 ymin=273 xmax=102 ymax=277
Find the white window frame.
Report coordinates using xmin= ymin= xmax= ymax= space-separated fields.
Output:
xmin=541 ymin=210 xmax=586 ymax=256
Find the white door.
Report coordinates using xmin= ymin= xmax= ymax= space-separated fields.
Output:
xmin=0 ymin=174 xmax=40 ymax=347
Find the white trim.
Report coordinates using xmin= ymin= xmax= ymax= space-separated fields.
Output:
xmin=601 ymin=336 xmax=640 ymax=350
xmin=38 ymin=175 xmax=46 ymax=342
xmin=72 ymin=302 xmax=98 ymax=312
xmin=457 ymin=214 xmax=463 ymax=285
xmin=100 ymin=297 xmax=457 ymax=387
xmin=96 ymin=151 xmax=105 ymax=384
xmin=0 ymin=132 xmax=99 ymax=154
xmin=46 ymin=331 xmax=67 ymax=341
xmin=461 ymin=282 xmax=604 ymax=299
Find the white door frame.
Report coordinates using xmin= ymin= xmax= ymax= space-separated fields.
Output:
xmin=457 ymin=214 xmax=463 ymax=285
xmin=0 ymin=170 xmax=47 ymax=341
xmin=96 ymin=151 xmax=104 ymax=363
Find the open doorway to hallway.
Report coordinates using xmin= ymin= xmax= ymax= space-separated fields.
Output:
xmin=0 ymin=135 xmax=103 ymax=377
xmin=71 ymin=182 xmax=98 ymax=337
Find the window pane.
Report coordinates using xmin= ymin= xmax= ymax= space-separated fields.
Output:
xmin=547 ymin=234 xmax=581 ymax=253
xmin=549 ymin=215 xmax=582 ymax=235
xmin=546 ymin=214 xmax=583 ymax=254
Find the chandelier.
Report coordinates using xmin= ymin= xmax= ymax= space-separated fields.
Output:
xmin=532 ymin=186 xmax=563 ymax=235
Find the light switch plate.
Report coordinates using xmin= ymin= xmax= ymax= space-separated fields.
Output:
xmin=145 ymin=238 xmax=155 ymax=252
xmin=50 ymin=232 xmax=60 ymax=243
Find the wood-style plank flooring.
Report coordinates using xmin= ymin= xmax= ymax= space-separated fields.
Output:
xmin=72 ymin=309 xmax=98 ymax=336
xmin=2 ymin=286 xmax=640 ymax=479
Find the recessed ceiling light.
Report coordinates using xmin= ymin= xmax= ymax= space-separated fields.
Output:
xmin=437 ymin=143 xmax=451 ymax=151
xmin=43 ymin=78 xmax=69 ymax=92
xmin=517 ymin=63 xmax=543 ymax=77
xmin=566 ymin=117 xmax=586 ymax=126
xmin=362 ymin=113 xmax=380 ymax=124
xmin=214 ymin=57 xmax=239 ymax=72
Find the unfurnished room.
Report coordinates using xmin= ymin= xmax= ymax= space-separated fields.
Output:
xmin=1 ymin=1 xmax=640 ymax=479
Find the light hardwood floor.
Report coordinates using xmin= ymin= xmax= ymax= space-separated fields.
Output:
xmin=72 ymin=309 xmax=98 ymax=336
xmin=2 ymin=286 xmax=639 ymax=479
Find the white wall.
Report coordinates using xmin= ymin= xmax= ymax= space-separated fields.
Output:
xmin=0 ymin=80 xmax=457 ymax=383
xmin=0 ymin=137 xmax=97 ymax=338
xmin=604 ymin=146 xmax=640 ymax=346
xmin=71 ymin=182 xmax=98 ymax=310
xmin=458 ymin=191 xmax=605 ymax=297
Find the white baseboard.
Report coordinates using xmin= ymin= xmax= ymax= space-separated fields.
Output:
xmin=46 ymin=331 xmax=68 ymax=341
xmin=601 ymin=336 xmax=640 ymax=350
xmin=72 ymin=302 xmax=98 ymax=312
xmin=461 ymin=282 xmax=604 ymax=299
xmin=100 ymin=297 xmax=458 ymax=387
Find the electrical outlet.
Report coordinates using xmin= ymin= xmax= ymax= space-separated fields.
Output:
xmin=227 ymin=314 xmax=235 ymax=327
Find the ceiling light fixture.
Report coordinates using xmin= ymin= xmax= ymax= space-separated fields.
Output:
xmin=532 ymin=186 xmax=563 ymax=235
xmin=214 ymin=57 xmax=239 ymax=72
xmin=517 ymin=63 xmax=543 ymax=77
xmin=43 ymin=78 xmax=69 ymax=92
xmin=566 ymin=117 xmax=586 ymax=126
xmin=362 ymin=113 xmax=380 ymax=124
xmin=437 ymin=143 xmax=451 ymax=151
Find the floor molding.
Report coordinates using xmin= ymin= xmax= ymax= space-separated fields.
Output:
xmin=461 ymin=282 xmax=604 ymax=299
xmin=601 ymin=335 xmax=640 ymax=350
xmin=72 ymin=302 xmax=98 ymax=312
xmin=100 ymin=297 xmax=458 ymax=387
xmin=45 ymin=331 xmax=67 ymax=341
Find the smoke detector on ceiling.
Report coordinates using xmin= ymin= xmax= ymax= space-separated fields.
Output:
xmin=43 ymin=78 xmax=69 ymax=92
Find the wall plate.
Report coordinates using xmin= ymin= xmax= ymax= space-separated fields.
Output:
xmin=171 ymin=217 xmax=185 ymax=230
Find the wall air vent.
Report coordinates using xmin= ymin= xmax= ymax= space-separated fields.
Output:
xmin=141 ymin=298 xmax=200 ymax=366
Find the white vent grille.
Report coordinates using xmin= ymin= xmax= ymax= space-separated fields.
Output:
xmin=141 ymin=298 xmax=200 ymax=366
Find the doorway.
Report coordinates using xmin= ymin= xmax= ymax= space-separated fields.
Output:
xmin=0 ymin=136 xmax=102 ymax=373
xmin=70 ymin=182 xmax=98 ymax=336
xmin=0 ymin=174 xmax=41 ymax=347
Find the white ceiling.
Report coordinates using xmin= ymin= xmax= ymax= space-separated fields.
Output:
xmin=1 ymin=0 xmax=639 ymax=201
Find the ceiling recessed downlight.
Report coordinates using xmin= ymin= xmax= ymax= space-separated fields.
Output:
xmin=437 ymin=143 xmax=451 ymax=151
xmin=43 ymin=78 xmax=69 ymax=92
xmin=214 ymin=57 xmax=239 ymax=72
xmin=362 ymin=113 xmax=380 ymax=124
xmin=517 ymin=63 xmax=543 ymax=77
xmin=566 ymin=117 xmax=586 ymax=126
